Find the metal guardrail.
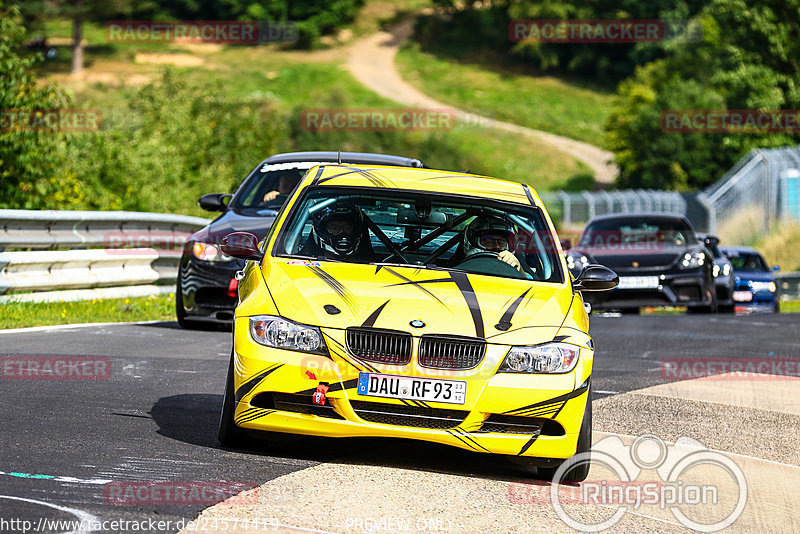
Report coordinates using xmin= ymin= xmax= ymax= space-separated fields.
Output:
xmin=0 ymin=209 xmax=208 ymax=250
xmin=777 ymin=272 xmax=800 ymax=301
xmin=540 ymin=189 xmax=687 ymax=227
xmin=0 ymin=210 xmax=209 ymax=299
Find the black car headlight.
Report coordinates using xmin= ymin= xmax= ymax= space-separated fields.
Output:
xmin=679 ymin=250 xmax=706 ymax=269
xmin=193 ymin=242 xmax=234 ymax=263
xmin=249 ymin=315 xmax=328 ymax=355
xmin=498 ymin=342 xmax=580 ymax=374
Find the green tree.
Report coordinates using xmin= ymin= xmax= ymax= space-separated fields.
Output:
xmin=0 ymin=4 xmax=74 ymax=209
xmin=606 ymin=0 xmax=800 ymax=189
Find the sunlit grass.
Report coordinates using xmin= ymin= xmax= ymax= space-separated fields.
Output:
xmin=0 ymin=294 xmax=175 ymax=329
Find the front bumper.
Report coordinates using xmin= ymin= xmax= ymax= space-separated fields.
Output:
xmin=231 ymin=321 xmax=591 ymax=459
xmin=586 ymin=268 xmax=713 ymax=309
xmin=179 ymin=254 xmax=243 ymax=322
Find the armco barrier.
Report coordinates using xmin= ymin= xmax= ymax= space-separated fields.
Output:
xmin=777 ymin=272 xmax=800 ymax=301
xmin=0 ymin=209 xmax=209 ymax=250
xmin=0 ymin=249 xmax=159 ymax=293
xmin=0 ymin=210 xmax=209 ymax=299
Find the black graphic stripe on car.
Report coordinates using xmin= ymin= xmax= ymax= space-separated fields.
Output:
xmin=310 ymin=165 xmax=326 ymax=185
xmin=236 ymin=409 xmax=275 ymax=425
xmin=235 ymin=364 xmax=284 ymax=402
xmin=495 ymin=288 xmax=532 ymax=331
xmin=452 ymin=428 xmax=490 ymax=452
xmin=523 ymin=185 xmax=535 ymax=206
xmin=383 ymin=268 xmax=448 ymax=307
xmin=503 ymin=377 xmax=590 ymax=416
xmin=308 ymin=266 xmax=359 ymax=313
xmin=447 ymin=430 xmax=480 ymax=451
xmin=518 ymin=435 xmax=538 ymax=455
xmin=361 ymin=300 xmax=390 ymax=328
xmin=449 ymin=271 xmax=485 ymax=339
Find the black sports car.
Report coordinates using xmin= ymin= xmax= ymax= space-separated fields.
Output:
xmin=565 ymin=213 xmax=717 ymax=313
xmin=176 ymin=151 xmax=424 ymax=327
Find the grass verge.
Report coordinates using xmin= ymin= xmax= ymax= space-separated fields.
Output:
xmin=396 ymin=41 xmax=614 ymax=146
xmin=0 ymin=294 xmax=174 ymax=330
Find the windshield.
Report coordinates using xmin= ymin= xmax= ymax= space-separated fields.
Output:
xmin=726 ymin=251 xmax=769 ymax=272
xmin=274 ymin=187 xmax=563 ymax=283
xmin=230 ymin=162 xmax=323 ymax=215
xmin=579 ymin=217 xmax=696 ymax=248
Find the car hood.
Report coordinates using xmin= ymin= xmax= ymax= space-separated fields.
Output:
xmin=575 ymin=245 xmax=688 ymax=269
xmin=191 ymin=209 xmax=276 ymax=244
xmin=262 ymin=260 xmax=573 ymax=344
xmin=734 ymin=272 xmax=775 ymax=283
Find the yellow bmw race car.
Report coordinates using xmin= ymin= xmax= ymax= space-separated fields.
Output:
xmin=217 ymin=164 xmax=618 ymax=481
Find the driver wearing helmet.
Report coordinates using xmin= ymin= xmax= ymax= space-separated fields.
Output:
xmin=304 ymin=202 xmax=371 ymax=259
xmin=463 ymin=214 xmax=524 ymax=274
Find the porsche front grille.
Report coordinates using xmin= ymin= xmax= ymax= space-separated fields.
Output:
xmin=346 ymin=328 xmax=412 ymax=365
xmin=418 ymin=335 xmax=486 ymax=370
xmin=350 ymin=400 xmax=467 ymax=429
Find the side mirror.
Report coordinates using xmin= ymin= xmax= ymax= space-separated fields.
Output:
xmin=221 ymin=232 xmax=262 ymax=261
xmin=704 ymin=235 xmax=720 ymax=248
xmin=773 ymin=265 xmax=781 ymax=272
xmin=573 ymin=264 xmax=618 ymax=292
xmin=198 ymin=193 xmax=232 ymax=212
xmin=560 ymin=238 xmax=572 ymax=251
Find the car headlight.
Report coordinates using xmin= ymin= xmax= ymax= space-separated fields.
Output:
xmin=249 ymin=315 xmax=328 ymax=355
xmin=680 ymin=250 xmax=706 ymax=269
xmin=712 ymin=264 xmax=720 ymax=277
xmin=193 ymin=242 xmax=233 ymax=262
xmin=566 ymin=253 xmax=589 ymax=273
xmin=749 ymin=281 xmax=776 ymax=293
xmin=498 ymin=342 xmax=580 ymax=374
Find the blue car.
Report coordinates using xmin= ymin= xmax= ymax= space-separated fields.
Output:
xmin=720 ymin=246 xmax=780 ymax=313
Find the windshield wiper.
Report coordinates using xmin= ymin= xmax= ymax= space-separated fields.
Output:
xmin=370 ymin=261 xmax=424 ymax=268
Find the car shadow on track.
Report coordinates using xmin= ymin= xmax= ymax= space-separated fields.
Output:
xmin=151 ymin=393 xmax=550 ymax=483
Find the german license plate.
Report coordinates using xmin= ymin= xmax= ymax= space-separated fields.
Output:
xmin=357 ymin=372 xmax=466 ymax=405
xmin=617 ymin=276 xmax=659 ymax=289
xmin=733 ymin=290 xmax=753 ymax=302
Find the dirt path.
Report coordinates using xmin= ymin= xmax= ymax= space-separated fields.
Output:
xmin=346 ymin=18 xmax=619 ymax=184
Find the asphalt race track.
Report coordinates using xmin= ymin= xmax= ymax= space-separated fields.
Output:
xmin=1 ymin=314 xmax=799 ymax=533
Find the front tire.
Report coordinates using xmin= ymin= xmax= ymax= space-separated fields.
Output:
xmin=218 ymin=352 xmax=248 ymax=447
xmin=537 ymin=389 xmax=592 ymax=483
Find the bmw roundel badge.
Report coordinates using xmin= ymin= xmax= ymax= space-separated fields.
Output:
xmin=409 ymin=319 xmax=425 ymax=328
